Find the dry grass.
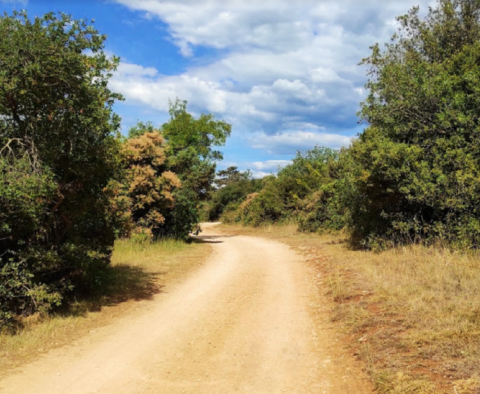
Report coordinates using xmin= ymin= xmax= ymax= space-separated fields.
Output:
xmin=0 ymin=238 xmax=211 ymax=376
xmin=220 ymin=223 xmax=480 ymax=394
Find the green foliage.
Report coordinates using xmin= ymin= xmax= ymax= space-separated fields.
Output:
xmin=163 ymin=98 xmax=231 ymax=162
xmin=277 ymin=146 xmax=338 ymax=212
xmin=160 ymin=100 xmax=231 ymax=239
xmin=214 ymin=166 xmax=252 ymax=188
xmin=354 ymin=0 xmax=480 ymax=248
xmin=297 ymin=147 xmax=356 ymax=233
xmin=220 ymin=147 xmax=342 ymax=228
xmin=0 ymin=11 xmax=122 ymax=325
xmin=209 ymin=1 xmax=480 ymax=250
xmin=205 ymin=167 xmax=261 ymax=221
xmin=128 ymin=121 xmax=155 ymax=139
xmin=124 ymin=101 xmax=231 ymax=239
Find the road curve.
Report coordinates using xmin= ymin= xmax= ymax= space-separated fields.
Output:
xmin=0 ymin=223 xmax=370 ymax=394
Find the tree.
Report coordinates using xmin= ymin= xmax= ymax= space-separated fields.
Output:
xmin=214 ymin=166 xmax=252 ymax=188
xmin=120 ymin=132 xmax=181 ymax=238
xmin=124 ymin=101 xmax=231 ymax=239
xmin=128 ymin=121 xmax=155 ymax=139
xmin=206 ymin=168 xmax=261 ymax=221
xmin=355 ymin=0 xmax=480 ymax=247
xmin=0 ymin=11 xmax=122 ymax=325
xmin=159 ymin=100 xmax=231 ymax=238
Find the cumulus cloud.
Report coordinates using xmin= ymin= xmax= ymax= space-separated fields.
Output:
xmin=112 ymin=0 xmax=433 ymax=156
xmin=250 ymin=160 xmax=291 ymax=171
xmin=239 ymin=160 xmax=291 ymax=178
xmin=248 ymin=131 xmax=353 ymax=155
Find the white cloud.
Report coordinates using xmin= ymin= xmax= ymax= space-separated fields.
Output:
xmin=249 ymin=160 xmax=291 ymax=172
xmin=112 ymin=0 xmax=434 ymax=147
xmin=248 ymin=131 xmax=352 ymax=154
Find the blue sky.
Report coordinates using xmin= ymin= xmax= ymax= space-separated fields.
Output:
xmin=1 ymin=0 xmax=433 ymax=176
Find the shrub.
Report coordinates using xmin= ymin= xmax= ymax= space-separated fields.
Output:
xmin=0 ymin=12 xmax=123 ymax=325
xmin=120 ymin=132 xmax=181 ymax=238
xmin=354 ymin=0 xmax=480 ymax=248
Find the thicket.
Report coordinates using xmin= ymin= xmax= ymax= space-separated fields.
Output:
xmin=218 ymin=0 xmax=480 ymax=249
xmin=0 ymin=12 xmax=124 ymax=325
xmin=203 ymin=167 xmax=262 ymax=221
xmin=124 ymin=99 xmax=231 ymax=239
xmin=0 ymin=12 xmax=231 ymax=327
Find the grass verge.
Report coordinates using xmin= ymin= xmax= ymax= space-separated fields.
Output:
xmin=0 ymin=237 xmax=211 ymax=376
xmin=219 ymin=223 xmax=480 ymax=394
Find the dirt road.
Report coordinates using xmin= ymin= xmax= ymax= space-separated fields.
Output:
xmin=0 ymin=223 xmax=371 ymax=394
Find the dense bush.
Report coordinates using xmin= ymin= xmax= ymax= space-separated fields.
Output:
xmin=0 ymin=12 xmax=123 ymax=325
xmin=204 ymin=167 xmax=262 ymax=221
xmin=353 ymin=0 xmax=480 ymax=248
xmin=120 ymin=132 xmax=181 ymax=239
xmin=224 ymin=0 xmax=480 ymax=250
xmin=220 ymin=147 xmax=341 ymax=228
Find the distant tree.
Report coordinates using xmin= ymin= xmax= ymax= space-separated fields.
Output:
xmin=128 ymin=121 xmax=155 ymax=139
xmin=206 ymin=168 xmax=261 ymax=221
xmin=214 ymin=166 xmax=252 ymax=188
xmin=0 ymin=11 xmax=123 ymax=325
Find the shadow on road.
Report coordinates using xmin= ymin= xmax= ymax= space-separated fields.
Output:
xmin=57 ymin=265 xmax=165 ymax=319
xmin=192 ymin=234 xmax=237 ymax=244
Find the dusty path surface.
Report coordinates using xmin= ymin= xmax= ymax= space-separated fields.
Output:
xmin=0 ymin=223 xmax=371 ymax=394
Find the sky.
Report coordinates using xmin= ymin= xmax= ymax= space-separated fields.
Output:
xmin=0 ymin=0 xmax=434 ymax=177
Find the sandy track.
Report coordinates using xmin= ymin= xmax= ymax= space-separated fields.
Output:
xmin=0 ymin=223 xmax=371 ymax=394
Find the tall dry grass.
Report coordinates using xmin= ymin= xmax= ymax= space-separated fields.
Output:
xmin=0 ymin=237 xmax=211 ymax=376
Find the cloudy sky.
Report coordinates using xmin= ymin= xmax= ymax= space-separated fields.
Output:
xmin=1 ymin=0 xmax=433 ymax=176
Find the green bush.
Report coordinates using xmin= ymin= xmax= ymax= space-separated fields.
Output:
xmin=353 ymin=0 xmax=480 ymax=248
xmin=0 ymin=12 xmax=123 ymax=325
xmin=206 ymin=167 xmax=262 ymax=221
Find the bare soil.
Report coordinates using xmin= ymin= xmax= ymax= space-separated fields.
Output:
xmin=0 ymin=223 xmax=371 ymax=394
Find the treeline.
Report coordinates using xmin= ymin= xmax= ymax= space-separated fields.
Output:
xmin=210 ymin=0 xmax=480 ymax=251
xmin=0 ymin=12 xmax=230 ymax=326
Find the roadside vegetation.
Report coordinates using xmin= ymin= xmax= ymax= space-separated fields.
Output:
xmin=207 ymin=1 xmax=480 ymax=392
xmin=215 ymin=0 xmax=480 ymax=250
xmin=0 ymin=11 xmax=228 ymax=329
xmin=3 ymin=0 xmax=480 ymax=392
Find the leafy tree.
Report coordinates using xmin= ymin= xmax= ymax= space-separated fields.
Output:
xmin=0 ymin=11 xmax=122 ymax=325
xmin=214 ymin=166 xmax=252 ymax=188
xmin=128 ymin=121 xmax=155 ymax=139
xmin=162 ymin=99 xmax=231 ymax=162
xmin=120 ymin=132 xmax=181 ymax=238
xmin=124 ymin=101 xmax=231 ymax=238
xmin=158 ymin=100 xmax=231 ymax=238
xmin=206 ymin=168 xmax=261 ymax=221
xmin=355 ymin=0 xmax=480 ymax=247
